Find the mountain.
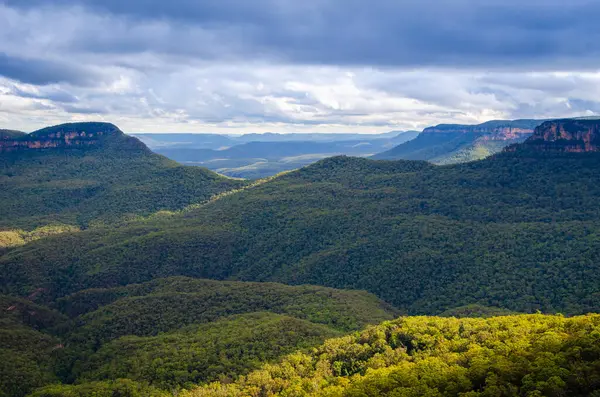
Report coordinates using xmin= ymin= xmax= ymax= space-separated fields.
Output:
xmin=507 ymin=118 xmax=600 ymax=153
xmin=181 ymin=314 xmax=600 ymax=397
xmin=0 ymin=277 xmax=397 ymax=396
xmin=0 ymin=122 xmax=245 ymax=231
xmin=3 ymin=119 xmax=600 ymax=315
xmin=154 ymin=138 xmax=414 ymax=179
xmin=3 ymin=118 xmax=600 ymax=396
xmin=130 ymin=133 xmax=236 ymax=150
xmin=132 ymin=131 xmax=418 ymax=149
xmin=372 ymin=119 xmax=544 ymax=163
xmin=0 ymin=129 xmax=26 ymax=139
xmin=134 ymin=131 xmax=419 ymax=179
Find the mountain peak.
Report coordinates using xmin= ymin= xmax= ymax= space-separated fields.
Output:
xmin=422 ymin=119 xmax=541 ymax=139
xmin=29 ymin=122 xmax=122 ymax=139
xmin=0 ymin=122 xmax=147 ymax=153
xmin=0 ymin=129 xmax=26 ymax=140
xmin=506 ymin=118 xmax=600 ymax=153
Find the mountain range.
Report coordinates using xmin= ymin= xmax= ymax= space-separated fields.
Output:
xmin=133 ymin=130 xmax=420 ymax=179
xmin=372 ymin=119 xmax=545 ymax=163
xmin=2 ymin=119 xmax=600 ymax=396
xmin=131 ymin=119 xmax=552 ymax=179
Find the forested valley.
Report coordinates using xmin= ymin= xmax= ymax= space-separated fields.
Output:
xmin=2 ymin=120 xmax=600 ymax=396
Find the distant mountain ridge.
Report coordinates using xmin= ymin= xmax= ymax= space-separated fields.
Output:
xmin=372 ymin=119 xmax=545 ymax=163
xmin=132 ymin=130 xmax=419 ymax=149
xmin=137 ymin=130 xmax=420 ymax=178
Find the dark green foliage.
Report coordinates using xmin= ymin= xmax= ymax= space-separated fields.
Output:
xmin=438 ymin=304 xmax=517 ymax=318
xmin=0 ymin=327 xmax=61 ymax=397
xmin=52 ymin=277 xmax=395 ymax=386
xmin=182 ymin=314 xmax=600 ymax=397
xmin=0 ymin=277 xmax=395 ymax=396
xmin=26 ymin=379 xmax=168 ymax=397
xmin=0 ymin=123 xmax=246 ymax=230
xmin=0 ymin=295 xmax=67 ymax=331
xmin=4 ymin=152 xmax=600 ymax=315
xmin=0 ymin=296 xmax=66 ymax=397
xmin=60 ymin=277 xmax=397 ymax=336
xmin=0 ymin=129 xmax=26 ymax=139
xmin=76 ymin=312 xmax=341 ymax=390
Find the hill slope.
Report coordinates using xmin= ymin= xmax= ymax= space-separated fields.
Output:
xmin=182 ymin=314 xmax=600 ymax=397
xmin=0 ymin=277 xmax=397 ymax=396
xmin=373 ymin=119 xmax=543 ymax=163
xmin=4 ymin=122 xmax=600 ymax=314
xmin=0 ymin=122 xmax=246 ymax=230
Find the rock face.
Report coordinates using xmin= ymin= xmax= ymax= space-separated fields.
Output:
xmin=421 ymin=120 xmax=538 ymax=141
xmin=372 ymin=119 xmax=542 ymax=163
xmin=507 ymin=119 xmax=600 ymax=153
xmin=0 ymin=122 xmax=146 ymax=153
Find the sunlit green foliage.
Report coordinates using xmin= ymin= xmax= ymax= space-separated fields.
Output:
xmin=0 ymin=225 xmax=80 ymax=250
xmin=182 ymin=314 xmax=600 ymax=397
xmin=27 ymin=379 xmax=168 ymax=397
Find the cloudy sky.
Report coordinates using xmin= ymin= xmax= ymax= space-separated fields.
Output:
xmin=1 ymin=0 xmax=600 ymax=133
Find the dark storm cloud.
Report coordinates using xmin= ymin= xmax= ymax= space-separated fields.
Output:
xmin=5 ymin=0 xmax=600 ymax=69
xmin=0 ymin=53 xmax=103 ymax=86
xmin=10 ymin=86 xmax=79 ymax=103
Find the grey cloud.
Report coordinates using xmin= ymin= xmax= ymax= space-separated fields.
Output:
xmin=0 ymin=52 xmax=103 ymax=86
xmin=5 ymin=0 xmax=600 ymax=69
xmin=61 ymin=104 xmax=108 ymax=114
xmin=10 ymin=86 xmax=79 ymax=103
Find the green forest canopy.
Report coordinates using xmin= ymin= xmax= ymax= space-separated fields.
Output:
xmin=3 ymin=151 xmax=600 ymax=315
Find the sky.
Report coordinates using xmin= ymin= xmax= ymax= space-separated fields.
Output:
xmin=1 ymin=1 xmax=600 ymax=133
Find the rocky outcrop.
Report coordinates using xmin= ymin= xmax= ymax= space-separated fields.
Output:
xmin=422 ymin=119 xmax=541 ymax=140
xmin=506 ymin=119 xmax=600 ymax=153
xmin=372 ymin=119 xmax=543 ymax=162
xmin=0 ymin=122 xmax=146 ymax=153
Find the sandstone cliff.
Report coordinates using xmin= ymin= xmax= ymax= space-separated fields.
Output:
xmin=0 ymin=122 xmax=146 ymax=153
xmin=506 ymin=118 xmax=600 ymax=153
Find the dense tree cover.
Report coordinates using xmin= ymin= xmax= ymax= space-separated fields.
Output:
xmin=75 ymin=312 xmax=341 ymax=390
xmin=0 ymin=295 xmax=67 ymax=397
xmin=0 ymin=129 xmax=26 ymax=139
xmin=53 ymin=278 xmax=396 ymax=387
xmin=27 ymin=379 xmax=168 ymax=397
xmin=0 ymin=278 xmax=395 ymax=397
xmin=0 ymin=224 xmax=80 ymax=250
xmin=182 ymin=314 xmax=600 ymax=397
xmin=3 ymin=151 xmax=600 ymax=314
xmin=0 ymin=123 xmax=246 ymax=230
xmin=438 ymin=304 xmax=516 ymax=318
xmin=59 ymin=277 xmax=397 ymax=335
